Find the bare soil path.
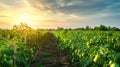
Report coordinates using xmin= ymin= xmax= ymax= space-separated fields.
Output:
xmin=30 ymin=32 xmax=71 ymax=67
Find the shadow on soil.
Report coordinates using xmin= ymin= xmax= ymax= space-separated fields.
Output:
xmin=30 ymin=32 xmax=71 ymax=67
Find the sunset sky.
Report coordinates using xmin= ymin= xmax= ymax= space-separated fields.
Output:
xmin=0 ymin=0 xmax=120 ymax=29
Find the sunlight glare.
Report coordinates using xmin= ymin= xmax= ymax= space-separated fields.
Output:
xmin=14 ymin=14 xmax=32 ymax=25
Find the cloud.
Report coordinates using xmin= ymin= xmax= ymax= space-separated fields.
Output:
xmin=0 ymin=0 xmax=24 ymax=8
xmin=27 ymin=0 xmax=120 ymax=16
xmin=0 ymin=0 xmax=120 ymax=29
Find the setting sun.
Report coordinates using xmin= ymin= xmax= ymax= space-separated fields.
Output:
xmin=0 ymin=0 xmax=120 ymax=67
xmin=14 ymin=14 xmax=32 ymax=25
xmin=18 ymin=15 xmax=30 ymax=23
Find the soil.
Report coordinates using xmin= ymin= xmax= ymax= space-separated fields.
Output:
xmin=30 ymin=32 xmax=71 ymax=67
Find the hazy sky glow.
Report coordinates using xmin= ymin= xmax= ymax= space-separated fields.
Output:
xmin=0 ymin=0 xmax=120 ymax=29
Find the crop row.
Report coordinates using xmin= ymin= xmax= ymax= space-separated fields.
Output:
xmin=54 ymin=30 xmax=120 ymax=67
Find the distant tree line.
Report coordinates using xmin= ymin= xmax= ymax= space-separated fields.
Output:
xmin=0 ymin=23 xmax=119 ymax=31
xmin=57 ymin=25 xmax=120 ymax=31
xmin=87 ymin=25 xmax=120 ymax=31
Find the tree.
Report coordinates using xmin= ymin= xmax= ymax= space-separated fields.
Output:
xmin=108 ymin=26 xmax=111 ymax=30
xmin=86 ymin=26 xmax=90 ymax=30
xmin=99 ymin=25 xmax=107 ymax=30
xmin=57 ymin=27 xmax=64 ymax=30
xmin=110 ymin=27 xmax=120 ymax=31
xmin=94 ymin=25 xmax=107 ymax=30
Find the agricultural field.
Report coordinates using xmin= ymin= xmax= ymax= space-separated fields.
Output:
xmin=54 ymin=30 xmax=120 ymax=67
xmin=1 ymin=0 xmax=120 ymax=67
xmin=0 ymin=25 xmax=120 ymax=67
xmin=1 ymin=0 xmax=120 ymax=66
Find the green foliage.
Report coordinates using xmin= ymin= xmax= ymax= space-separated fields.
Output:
xmin=37 ymin=62 xmax=43 ymax=67
xmin=39 ymin=52 xmax=51 ymax=57
xmin=94 ymin=25 xmax=120 ymax=31
xmin=54 ymin=30 xmax=120 ymax=67
xmin=0 ymin=23 xmax=120 ymax=67
xmin=0 ymin=23 xmax=58 ymax=67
